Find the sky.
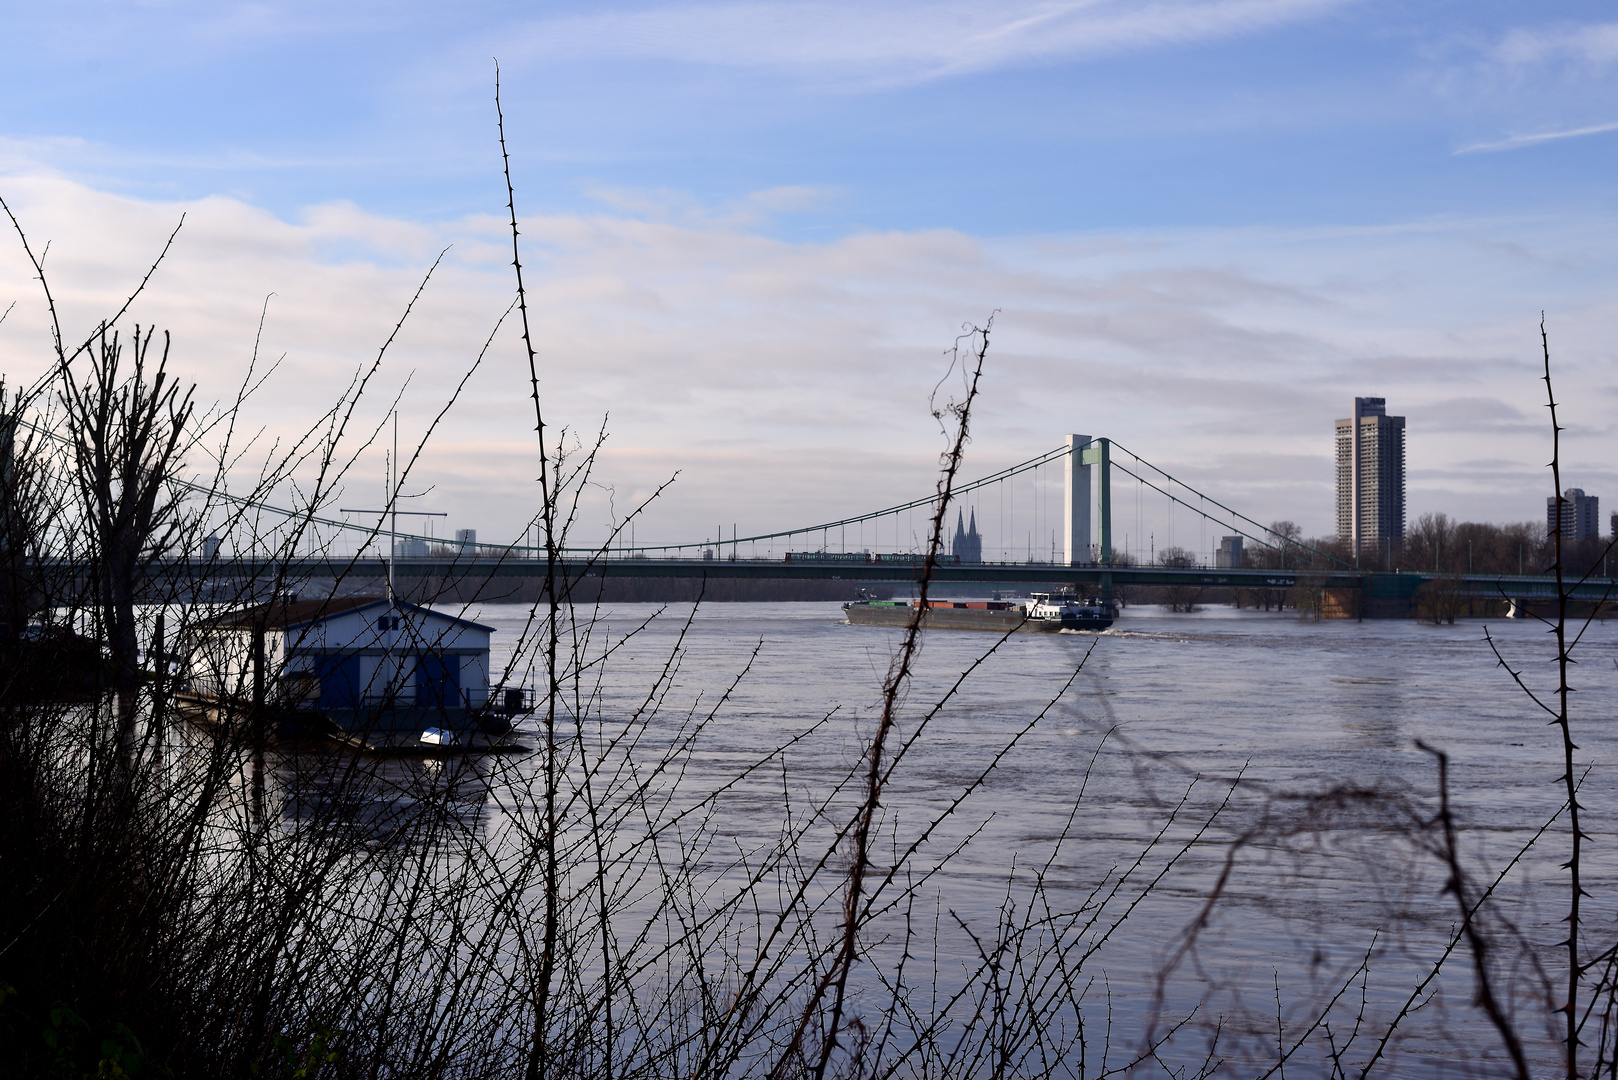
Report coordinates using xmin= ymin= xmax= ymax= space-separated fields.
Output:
xmin=1 ymin=0 xmax=1616 ymax=556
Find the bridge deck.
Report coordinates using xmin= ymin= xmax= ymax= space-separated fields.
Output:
xmin=123 ymin=556 xmax=1618 ymax=602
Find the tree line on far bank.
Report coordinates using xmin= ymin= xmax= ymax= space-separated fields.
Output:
xmin=1115 ymin=514 xmax=1606 ymax=579
xmin=1108 ymin=514 xmax=1609 ymax=616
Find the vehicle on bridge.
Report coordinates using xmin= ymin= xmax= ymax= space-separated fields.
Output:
xmin=786 ymin=551 xmax=962 ymax=565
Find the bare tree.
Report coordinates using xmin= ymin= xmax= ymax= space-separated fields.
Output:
xmin=58 ymin=325 xmax=196 ymax=756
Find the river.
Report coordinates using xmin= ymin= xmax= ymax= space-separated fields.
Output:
xmin=451 ymin=600 xmax=1618 ymax=1076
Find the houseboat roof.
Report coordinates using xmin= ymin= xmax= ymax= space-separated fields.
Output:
xmin=205 ymin=597 xmax=496 ymax=634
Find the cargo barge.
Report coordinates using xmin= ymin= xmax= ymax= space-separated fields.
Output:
xmin=843 ymin=592 xmax=1114 ymax=633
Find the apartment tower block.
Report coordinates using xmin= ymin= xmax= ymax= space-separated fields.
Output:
xmin=1547 ymin=489 xmax=1600 ymax=542
xmin=1335 ymin=397 xmax=1406 ymax=557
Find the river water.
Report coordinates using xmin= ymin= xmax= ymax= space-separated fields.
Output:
xmin=447 ymin=601 xmax=1618 ymax=1075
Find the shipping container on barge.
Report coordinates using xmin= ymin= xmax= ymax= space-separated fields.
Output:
xmin=843 ymin=591 xmax=1114 ymax=633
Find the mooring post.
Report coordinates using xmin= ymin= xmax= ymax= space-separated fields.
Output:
xmin=151 ymin=609 xmax=166 ymax=746
xmin=251 ymin=620 xmax=266 ymax=821
xmin=252 ymin=622 xmax=265 ymax=710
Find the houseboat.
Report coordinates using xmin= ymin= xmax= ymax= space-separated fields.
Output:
xmin=182 ymin=597 xmax=524 ymax=743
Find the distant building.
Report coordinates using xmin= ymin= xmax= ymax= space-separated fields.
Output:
xmin=1215 ymin=536 xmax=1244 ymax=569
xmin=951 ymin=509 xmax=983 ymax=564
xmin=1548 ymin=489 xmax=1600 ymax=542
xmin=454 ymin=528 xmax=477 ymax=554
xmin=393 ymin=537 xmax=429 ymax=558
xmin=1335 ymin=397 xmax=1406 ymax=558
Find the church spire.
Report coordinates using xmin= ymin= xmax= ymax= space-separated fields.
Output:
xmin=956 ymin=508 xmax=981 ymax=563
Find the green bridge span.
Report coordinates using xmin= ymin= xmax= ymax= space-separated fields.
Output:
xmin=130 ymin=555 xmax=1617 ymax=617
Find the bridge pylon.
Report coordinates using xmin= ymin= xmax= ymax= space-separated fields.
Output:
xmin=1064 ymin=435 xmax=1112 ymax=566
xmin=1063 ymin=435 xmax=1092 ymax=567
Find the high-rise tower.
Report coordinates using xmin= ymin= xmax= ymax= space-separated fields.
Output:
xmin=1335 ymin=397 xmax=1406 ymax=558
xmin=1547 ymin=489 xmax=1600 ymax=542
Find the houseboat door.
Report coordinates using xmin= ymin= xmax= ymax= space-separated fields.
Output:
xmin=312 ymin=654 xmax=363 ymax=709
xmin=414 ymin=654 xmax=461 ymax=708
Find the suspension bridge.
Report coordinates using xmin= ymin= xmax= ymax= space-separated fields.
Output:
xmin=162 ymin=434 xmax=1616 ymax=618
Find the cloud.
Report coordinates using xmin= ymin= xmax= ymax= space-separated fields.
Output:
xmin=1491 ymin=22 xmax=1618 ymax=69
xmin=501 ymin=0 xmax=1354 ymax=87
xmin=1456 ymin=120 xmax=1618 ymax=154
xmin=1409 ymin=396 xmax=1536 ymax=435
xmin=1 ymin=169 xmax=1614 ymax=553
xmin=581 ymin=183 xmax=842 ymax=228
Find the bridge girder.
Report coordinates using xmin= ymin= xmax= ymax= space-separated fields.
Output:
xmin=38 ymin=557 xmax=1617 ymax=604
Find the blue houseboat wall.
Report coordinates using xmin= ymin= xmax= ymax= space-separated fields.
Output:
xmin=186 ymin=598 xmax=495 ymax=722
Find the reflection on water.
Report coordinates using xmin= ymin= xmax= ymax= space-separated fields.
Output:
xmin=167 ymin=599 xmax=1618 ymax=1074
xmin=274 ymin=751 xmax=497 ymax=846
xmin=468 ymin=600 xmax=1618 ymax=1074
xmin=167 ymin=714 xmax=502 ymax=849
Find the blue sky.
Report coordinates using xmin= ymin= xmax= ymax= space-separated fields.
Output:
xmin=2 ymin=1 xmax=1617 ymax=551
xmin=10 ymin=1 xmax=1618 ymax=231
